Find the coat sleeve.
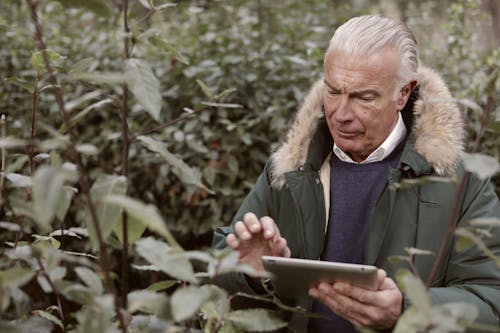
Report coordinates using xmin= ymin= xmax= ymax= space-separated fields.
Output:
xmin=211 ymin=160 xmax=280 ymax=295
xmin=428 ymin=173 xmax=500 ymax=329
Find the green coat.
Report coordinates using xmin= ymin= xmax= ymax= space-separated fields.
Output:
xmin=212 ymin=67 xmax=500 ymax=332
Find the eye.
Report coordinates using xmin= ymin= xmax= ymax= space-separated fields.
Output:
xmin=328 ymin=90 xmax=340 ymax=96
xmin=358 ymin=94 xmax=375 ymax=101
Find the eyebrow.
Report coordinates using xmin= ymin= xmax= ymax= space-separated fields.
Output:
xmin=323 ymin=80 xmax=380 ymax=98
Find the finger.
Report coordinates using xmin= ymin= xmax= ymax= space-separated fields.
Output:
xmin=274 ymin=237 xmax=291 ymax=257
xmin=226 ymin=233 xmax=239 ymax=249
xmin=377 ymin=269 xmax=387 ymax=289
xmin=282 ymin=245 xmax=291 ymax=257
xmin=260 ymin=216 xmax=277 ymax=239
xmin=333 ymin=282 xmax=378 ymax=305
xmin=234 ymin=221 xmax=252 ymax=240
xmin=315 ymin=283 xmax=377 ymax=326
xmin=243 ymin=212 xmax=262 ymax=234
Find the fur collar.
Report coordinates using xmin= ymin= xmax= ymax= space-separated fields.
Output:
xmin=269 ymin=66 xmax=464 ymax=189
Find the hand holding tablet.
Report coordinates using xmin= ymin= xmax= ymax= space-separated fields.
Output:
xmin=261 ymin=256 xmax=378 ymax=297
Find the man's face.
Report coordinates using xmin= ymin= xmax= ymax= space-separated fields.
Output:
xmin=323 ymin=48 xmax=407 ymax=162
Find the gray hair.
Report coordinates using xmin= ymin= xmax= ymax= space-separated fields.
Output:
xmin=326 ymin=15 xmax=419 ymax=97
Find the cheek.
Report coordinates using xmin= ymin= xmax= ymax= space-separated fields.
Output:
xmin=323 ymin=96 xmax=337 ymax=117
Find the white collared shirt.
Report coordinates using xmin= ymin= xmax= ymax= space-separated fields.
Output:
xmin=332 ymin=112 xmax=407 ymax=164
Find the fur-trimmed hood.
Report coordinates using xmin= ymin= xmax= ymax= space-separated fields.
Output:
xmin=269 ymin=66 xmax=465 ymax=189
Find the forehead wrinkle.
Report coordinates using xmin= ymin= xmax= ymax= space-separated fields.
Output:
xmin=324 ymin=48 xmax=400 ymax=93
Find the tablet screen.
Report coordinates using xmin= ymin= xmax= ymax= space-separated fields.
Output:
xmin=262 ymin=256 xmax=378 ymax=297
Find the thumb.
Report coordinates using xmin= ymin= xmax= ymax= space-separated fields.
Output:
xmin=377 ymin=269 xmax=387 ymax=289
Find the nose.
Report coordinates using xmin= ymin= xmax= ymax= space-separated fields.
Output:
xmin=333 ymin=95 xmax=354 ymax=123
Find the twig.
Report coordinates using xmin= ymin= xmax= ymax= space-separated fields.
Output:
xmin=137 ymin=8 xmax=155 ymax=26
xmin=36 ymin=257 xmax=66 ymax=332
xmin=0 ymin=114 xmax=6 ymax=211
xmin=25 ymin=1 xmax=126 ymax=331
xmin=407 ymin=253 xmax=422 ymax=282
xmin=14 ymin=71 xmax=41 ymax=249
xmin=129 ymin=107 xmax=208 ymax=141
xmin=213 ymin=295 xmax=234 ymax=333
xmin=120 ymin=0 xmax=131 ymax=309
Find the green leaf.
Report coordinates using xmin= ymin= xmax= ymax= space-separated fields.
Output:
xmin=146 ymin=280 xmax=177 ymax=292
xmin=138 ymin=0 xmax=153 ymax=9
xmin=431 ymin=302 xmax=478 ymax=332
xmin=468 ymin=217 xmax=500 ymax=228
xmin=396 ymin=269 xmax=432 ymax=316
xmin=31 ymin=50 xmax=64 ymax=72
xmin=155 ymin=3 xmax=177 ymax=10
xmin=404 ymin=247 xmax=434 ymax=257
xmin=0 ymin=267 xmax=35 ymax=288
xmin=126 ymin=58 xmax=162 ymax=121
xmin=147 ymin=35 xmax=190 ymax=65
xmin=196 ymin=79 xmax=213 ymax=99
xmin=56 ymin=186 xmax=77 ymax=222
xmin=215 ymin=88 xmax=237 ymax=100
xmin=75 ymin=267 xmax=103 ymax=295
xmin=37 ymin=266 xmax=67 ymax=293
xmin=457 ymin=98 xmax=483 ymax=115
xmin=0 ymin=317 xmax=53 ymax=333
xmin=33 ymin=310 xmax=64 ymax=330
xmin=462 ymin=152 xmax=500 ymax=179
xmin=56 ymin=0 xmax=111 ymax=18
xmin=226 ymin=309 xmax=287 ymax=332
xmin=135 ymin=237 xmax=196 ymax=282
xmin=32 ymin=166 xmax=69 ymax=231
xmin=138 ymin=135 xmax=214 ymax=194
xmin=104 ymin=195 xmax=181 ymax=248
xmin=455 ymin=233 xmax=475 ymax=252
xmin=4 ymin=77 xmax=34 ymax=94
xmin=69 ymin=72 xmax=127 ymax=85
xmin=393 ymin=306 xmax=429 ymax=333
xmin=0 ymin=137 xmax=27 ymax=149
xmin=69 ymin=57 xmax=95 ymax=73
xmin=201 ymin=101 xmax=242 ymax=109
xmin=86 ymin=175 xmax=127 ymax=249
xmin=171 ymin=285 xmax=213 ymax=322
xmin=113 ymin=214 xmax=146 ymax=246
xmin=5 ymin=173 xmax=32 ymax=187
xmin=455 ymin=227 xmax=500 ymax=266
xmin=73 ymin=295 xmax=120 ymax=333
xmin=127 ymin=290 xmax=169 ymax=318
xmin=487 ymin=120 xmax=500 ymax=133
xmin=6 ymin=155 xmax=29 ymax=173
xmin=65 ymin=98 xmax=114 ymax=131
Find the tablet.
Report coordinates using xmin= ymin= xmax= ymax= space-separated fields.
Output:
xmin=261 ymin=256 xmax=378 ymax=297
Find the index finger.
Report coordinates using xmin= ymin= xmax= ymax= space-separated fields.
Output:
xmin=260 ymin=216 xmax=278 ymax=239
xmin=242 ymin=212 xmax=262 ymax=234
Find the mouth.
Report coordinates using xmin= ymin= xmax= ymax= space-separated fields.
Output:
xmin=336 ymin=129 xmax=360 ymax=138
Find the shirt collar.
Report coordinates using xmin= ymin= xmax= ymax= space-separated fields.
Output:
xmin=332 ymin=112 xmax=407 ymax=164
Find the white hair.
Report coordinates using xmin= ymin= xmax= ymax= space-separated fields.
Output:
xmin=326 ymin=15 xmax=419 ymax=99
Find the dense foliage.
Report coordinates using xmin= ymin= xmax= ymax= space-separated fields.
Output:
xmin=0 ymin=0 xmax=499 ymax=332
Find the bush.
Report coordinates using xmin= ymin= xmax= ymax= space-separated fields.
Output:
xmin=0 ymin=0 xmax=498 ymax=332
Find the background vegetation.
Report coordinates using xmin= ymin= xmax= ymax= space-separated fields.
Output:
xmin=0 ymin=0 xmax=498 ymax=332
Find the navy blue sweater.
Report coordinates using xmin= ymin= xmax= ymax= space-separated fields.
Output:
xmin=308 ymin=144 xmax=403 ymax=332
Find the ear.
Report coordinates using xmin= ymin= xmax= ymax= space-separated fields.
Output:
xmin=397 ymin=80 xmax=418 ymax=111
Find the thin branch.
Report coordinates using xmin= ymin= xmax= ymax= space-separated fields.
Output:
xmin=130 ymin=107 xmax=208 ymax=141
xmin=120 ymin=0 xmax=131 ymax=309
xmin=25 ymin=1 xmax=126 ymax=331
xmin=137 ymin=8 xmax=155 ymax=26
xmin=0 ymin=114 xmax=6 ymax=211
xmin=14 ymin=71 xmax=40 ymax=249
xmin=36 ymin=257 xmax=67 ymax=332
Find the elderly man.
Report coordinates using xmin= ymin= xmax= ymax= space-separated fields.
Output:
xmin=212 ymin=15 xmax=500 ymax=332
